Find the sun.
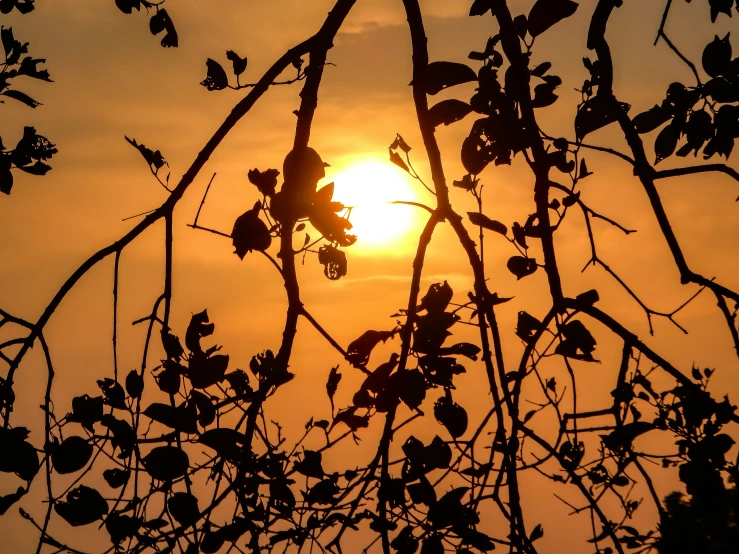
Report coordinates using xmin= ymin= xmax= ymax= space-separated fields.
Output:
xmin=327 ymin=159 xmax=425 ymax=253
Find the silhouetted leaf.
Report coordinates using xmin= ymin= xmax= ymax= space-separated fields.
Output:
xmin=575 ymin=97 xmax=627 ymax=139
xmin=507 ymin=256 xmax=537 ymax=280
xmin=0 ymin=487 xmax=25 ymax=516
xmin=97 ymin=378 xmax=126 ymax=410
xmin=420 ymin=281 xmax=453 ymax=314
xmin=105 ymin=512 xmax=140 ymax=544
xmin=318 ymin=244 xmax=347 ymax=280
xmin=347 ymin=330 xmax=395 ymax=366
xmin=469 ymin=0 xmax=493 ymax=16
xmin=392 ymin=369 xmax=426 ymax=409
xmin=633 ymin=104 xmax=672 ymax=134
xmin=417 ymin=61 xmax=477 ymax=95
xmin=703 ymin=34 xmax=732 ymax=78
xmin=326 ymin=365 xmax=341 ymax=403
xmin=0 ymin=427 xmax=39 ymax=481
xmin=168 ymin=492 xmax=199 ymax=526
xmin=52 ymin=436 xmax=92 ymax=474
xmin=199 ymin=428 xmax=248 ymax=461
xmin=391 ymin=526 xmax=419 ymax=554
xmin=143 ymin=446 xmax=189 ymax=481
xmin=68 ymin=395 xmax=103 ymax=432
xmin=125 ymin=369 xmax=143 ymax=399
xmin=248 ymin=168 xmax=279 ymax=196
xmin=226 ymin=50 xmax=247 ymax=76
xmin=232 ymin=201 xmax=272 ymax=258
xmin=149 ymin=9 xmax=177 ymax=47
xmin=201 ymin=58 xmax=229 ymax=91
xmin=55 ymin=486 xmax=108 ymax=527
xmin=2 ymin=89 xmax=39 ymax=108
xmin=103 ymin=468 xmax=130 ymax=489
xmin=434 ymin=393 xmax=468 ymax=438
xmin=655 ymin=122 xmax=681 ymax=164
xmin=530 ymin=524 xmax=544 ymax=542
xmin=467 ymin=212 xmax=507 ymax=235
xmin=294 ymin=450 xmax=325 ymax=479
xmin=528 ymin=0 xmax=578 ymax=37
xmin=428 ymin=99 xmax=473 ymax=127
xmin=516 ymin=311 xmax=541 ymax=343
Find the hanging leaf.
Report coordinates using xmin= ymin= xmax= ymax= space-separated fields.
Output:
xmin=346 ymin=330 xmax=395 ymax=366
xmin=702 ymin=34 xmax=732 ymax=78
xmin=467 ymin=212 xmax=507 ymax=235
xmin=226 ymin=50 xmax=248 ymax=76
xmin=0 ymin=427 xmax=39 ymax=481
xmin=294 ymin=450 xmax=325 ymax=479
xmin=201 ymin=58 xmax=229 ymax=91
xmin=434 ymin=393 xmax=468 ymax=438
xmin=428 ymin=99 xmax=473 ymax=127
xmin=103 ymin=468 xmax=130 ymax=489
xmin=248 ymin=168 xmax=279 ymax=196
xmin=632 ymin=104 xmax=672 ymax=134
xmin=142 ymin=446 xmax=189 ymax=481
xmin=125 ymin=370 xmax=143 ymax=399
xmin=51 ymin=436 xmax=93 ymax=474
xmin=419 ymin=281 xmax=454 ymax=314
xmin=326 ymin=366 xmax=342 ymax=402
xmin=416 ymin=61 xmax=477 ymax=95
xmin=168 ymin=492 xmax=200 ymax=526
xmin=55 ymin=486 xmax=108 ymax=527
xmin=507 ymin=256 xmax=538 ymax=280
xmin=232 ymin=201 xmax=272 ymax=258
xmin=527 ymin=0 xmax=579 ymax=37
xmin=149 ymin=9 xmax=178 ymax=48
xmin=575 ymin=97 xmax=628 ymax=139
xmin=654 ymin=122 xmax=681 ymax=164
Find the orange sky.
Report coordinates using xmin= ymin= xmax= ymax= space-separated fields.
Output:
xmin=1 ymin=0 xmax=739 ymax=552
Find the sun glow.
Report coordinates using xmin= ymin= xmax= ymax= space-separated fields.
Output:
xmin=328 ymin=159 xmax=424 ymax=252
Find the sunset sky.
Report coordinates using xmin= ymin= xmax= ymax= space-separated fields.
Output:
xmin=1 ymin=0 xmax=738 ymax=552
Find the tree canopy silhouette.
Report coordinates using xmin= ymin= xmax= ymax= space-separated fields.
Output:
xmin=1 ymin=1 xmax=739 ymax=553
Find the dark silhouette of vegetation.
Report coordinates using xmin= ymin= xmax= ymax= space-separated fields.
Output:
xmin=1 ymin=0 xmax=739 ymax=553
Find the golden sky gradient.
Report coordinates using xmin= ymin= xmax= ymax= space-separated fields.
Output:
xmin=1 ymin=0 xmax=738 ymax=552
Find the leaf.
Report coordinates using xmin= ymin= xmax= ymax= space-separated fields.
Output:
xmin=142 ymin=446 xmax=189 ymax=481
xmin=347 ymin=330 xmax=395 ymax=366
xmin=326 ymin=366 xmax=341 ymax=402
xmin=2 ymin=89 xmax=39 ymax=108
xmin=199 ymin=428 xmax=248 ymax=460
xmin=68 ymin=395 xmax=103 ymax=432
xmin=528 ymin=0 xmax=579 ymax=37
xmin=168 ymin=492 xmax=200 ymax=526
xmin=294 ymin=450 xmax=325 ymax=479
xmin=531 ymin=62 xmax=552 ymax=77
xmin=654 ymin=122 xmax=681 ymax=164
xmin=703 ymin=34 xmax=732 ymax=78
xmin=97 ymin=378 xmax=126 ymax=410
xmin=226 ymin=50 xmax=248 ymax=76
xmin=632 ymin=104 xmax=671 ymax=134
xmin=389 ymin=150 xmax=409 ymax=172
xmin=419 ymin=281 xmax=453 ymax=314
xmin=125 ymin=370 xmax=143 ymax=399
xmin=103 ymin=468 xmax=130 ymax=489
xmin=248 ymin=168 xmax=279 ymax=196
xmin=201 ymin=58 xmax=229 ymax=91
xmin=516 ymin=311 xmax=542 ymax=343
xmin=52 ymin=436 xmax=93 ymax=474
xmin=54 ymin=486 xmax=108 ymax=527
xmin=575 ymin=97 xmax=626 ymax=139
xmin=416 ymin=61 xmax=477 ymax=95
xmin=0 ymin=427 xmax=39 ymax=481
xmin=318 ymin=244 xmax=347 ymax=280
xmin=438 ymin=342 xmax=481 ymax=360
xmin=149 ymin=9 xmax=178 ymax=48
xmin=232 ymin=201 xmax=272 ymax=258
xmin=529 ymin=524 xmax=544 ymax=542
xmin=507 ymin=256 xmax=538 ymax=280
xmin=188 ymin=353 xmax=230 ymax=389
xmin=469 ymin=0 xmax=493 ymax=16
xmin=124 ymin=136 xmax=166 ymax=171
xmin=427 ymin=99 xmax=473 ymax=127
xmin=434 ymin=393 xmax=468 ymax=438
xmin=467 ymin=212 xmax=507 ymax=235
xmin=392 ymin=369 xmax=427 ymax=409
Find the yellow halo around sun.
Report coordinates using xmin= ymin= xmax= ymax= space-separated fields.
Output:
xmin=328 ymin=159 xmax=424 ymax=252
